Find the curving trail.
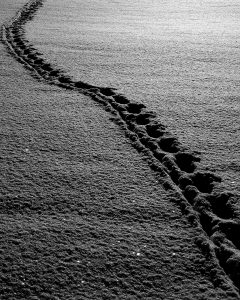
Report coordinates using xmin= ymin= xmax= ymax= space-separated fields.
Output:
xmin=1 ymin=0 xmax=240 ymax=296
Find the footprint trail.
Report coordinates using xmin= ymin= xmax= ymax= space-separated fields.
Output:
xmin=1 ymin=0 xmax=240 ymax=296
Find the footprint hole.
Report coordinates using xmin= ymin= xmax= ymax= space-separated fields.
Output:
xmin=113 ymin=94 xmax=130 ymax=104
xmin=158 ymin=137 xmax=181 ymax=153
xmin=127 ymin=103 xmax=145 ymax=114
